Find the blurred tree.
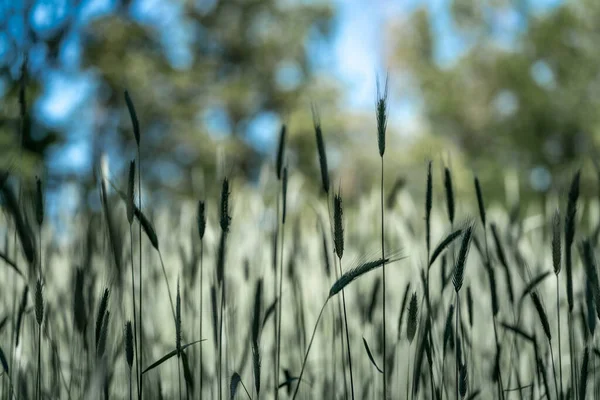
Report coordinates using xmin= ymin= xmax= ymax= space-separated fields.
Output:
xmin=390 ymin=0 xmax=600 ymax=198
xmin=0 ymin=0 xmax=338 ymax=196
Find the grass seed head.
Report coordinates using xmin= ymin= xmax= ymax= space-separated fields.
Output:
xmin=124 ymin=90 xmax=140 ymax=146
xmin=125 ymin=321 xmax=134 ymax=369
xmin=276 ymin=124 xmax=286 ymax=180
xmin=375 ymin=74 xmax=389 ymax=157
xmin=333 ymin=190 xmax=344 ymax=260
xmin=311 ymin=104 xmax=329 ymax=194
xmin=531 ymin=292 xmax=551 ymax=342
xmin=407 ymin=292 xmax=418 ymax=344
xmin=474 ymin=176 xmax=485 ymax=227
xmin=35 ymin=279 xmax=43 ymax=326
xmin=220 ymin=177 xmax=231 ymax=233
xmin=95 ymin=288 xmax=110 ymax=351
xmin=552 ymin=209 xmax=561 ymax=275
xmin=453 ymin=224 xmax=473 ymax=293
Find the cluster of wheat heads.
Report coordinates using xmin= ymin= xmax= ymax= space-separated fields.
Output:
xmin=2 ymin=72 xmax=600 ymax=400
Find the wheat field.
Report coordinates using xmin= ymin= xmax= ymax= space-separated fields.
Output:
xmin=1 ymin=89 xmax=600 ymax=400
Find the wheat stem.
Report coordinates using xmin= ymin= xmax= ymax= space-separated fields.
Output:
xmin=292 ymin=300 xmax=328 ymax=400
xmin=129 ymin=226 xmax=140 ymax=400
xmin=199 ymin=239 xmax=204 ymax=398
xmin=338 ymin=255 xmax=355 ymax=400
xmin=381 ymin=157 xmax=387 ymax=399
xmin=137 ymin=145 xmax=143 ymax=400
xmin=276 ymin=199 xmax=285 ymax=400
xmin=556 ymin=276 xmax=563 ymax=399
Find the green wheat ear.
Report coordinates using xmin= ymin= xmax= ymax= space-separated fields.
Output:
xmin=375 ymin=74 xmax=388 ymax=157
xmin=125 ymin=321 xmax=134 ymax=369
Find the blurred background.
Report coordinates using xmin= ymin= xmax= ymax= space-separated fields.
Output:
xmin=1 ymin=0 xmax=599 ymax=216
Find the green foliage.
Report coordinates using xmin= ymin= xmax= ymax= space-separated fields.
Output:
xmin=393 ymin=1 xmax=600 ymax=198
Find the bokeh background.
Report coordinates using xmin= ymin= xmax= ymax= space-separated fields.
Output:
xmin=1 ymin=0 xmax=598 ymax=214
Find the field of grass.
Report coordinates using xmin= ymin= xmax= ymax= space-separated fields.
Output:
xmin=2 ymin=86 xmax=600 ymax=400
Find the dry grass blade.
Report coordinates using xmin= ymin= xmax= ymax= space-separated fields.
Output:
xmin=585 ymin=281 xmax=596 ymax=335
xmin=367 ymin=278 xmax=381 ymax=323
xmin=135 ymin=207 xmax=159 ymax=250
xmin=429 ymin=228 xmax=463 ymax=267
xmin=73 ymin=268 xmax=87 ymax=337
xmin=386 ymin=176 xmax=406 ymax=209
xmin=425 ymin=161 xmax=433 ymax=254
xmin=100 ymin=178 xmax=123 ymax=273
xmin=412 ymin=314 xmax=431 ymax=397
xmin=565 ymin=170 xmax=581 ymax=310
xmin=282 ymin=166 xmax=288 ymax=224
xmin=490 ymin=223 xmax=514 ymax=304
xmin=97 ymin=311 xmax=110 ymax=358
xmin=210 ymin=285 xmax=218 ymax=346
xmin=105 ymin=177 xmax=159 ymax=250
xmin=531 ymin=292 xmax=551 ymax=341
xmin=397 ymin=282 xmax=411 ymax=340
xmin=319 ymin=218 xmax=331 ymax=278
xmin=459 ymin=363 xmax=468 ymax=398
xmin=252 ymin=279 xmax=263 ymax=344
xmin=261 ymin=297 xmax=278 ymax=331
xmin=216 ymin=231 xmax=227 ymax=286
xmin=181 ymin=351 xmax=194 ymax=393
xmin=1 ymin=183 xmax=36 ymax=267
xmin=15 ymin=285 xmax=28 ymax=347
xmin=230 ymin=372 xmax=241 ymax=400
xmin=362 ymin=337 xmax=383 ymax=373
xmin=552 ymin=209 xmax=561 ymax=275
xmin=580 ymin=239 xmax=600 ymax=321
xmin=518 ymin=271 xmax=551 ymax=305
xmin=474 ymin=176 xmax=485 ymax=227
xmin=124 ymin=90 xmax=140 ymax=146
xmin=0 ymin=250 xmax=25 ymax=279
xmin=580 ymin=347 xmax=589 ymax=400
xmin=407 ymin=292 xmax=418 ymax=344
xmin=311 ymin=104 xmax=329 ymax=194
xmin=490 ymin=223 xmax=508 ymax=268
xmin=142 ymin=340 xmax=204 ymax=374
xmin=176 ymin=278 xmax=182 ymax=357
xmin=444 ymin=167 xmax=455 ymax=224
xmin=487 ymin=264 xmax=499 ymax=316
xmin=0 ymin=346 xmax=8 ymax=375
xmin=252 ymin=278 xmax=263 ymax=395
xmin=466 ymin=286 xmax=473 ymax=327
xmin=443 ymin=304 xmax=455 ymax=356
xmin=499 ymin=322 xmax=534 ymax=343
xmin=0 ymin=317 xmax=7 ymax=334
